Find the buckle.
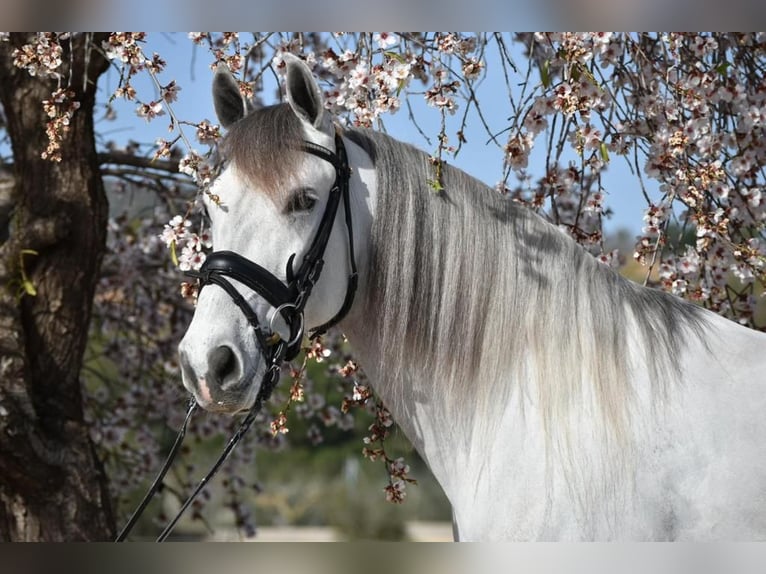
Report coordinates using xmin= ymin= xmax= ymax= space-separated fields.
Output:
xmin=269 ymin=303 xmax=304 ymax=348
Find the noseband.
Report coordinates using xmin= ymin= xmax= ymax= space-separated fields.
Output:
xmin=116 ymin=133 xmax=357 ymax=542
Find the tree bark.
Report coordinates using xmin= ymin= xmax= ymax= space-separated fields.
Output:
xmin=0 ymin=33 xmax=115 ymax=541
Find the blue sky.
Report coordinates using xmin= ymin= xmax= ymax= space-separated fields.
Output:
xmin=98 ymin=33 xmax=652 ymax=235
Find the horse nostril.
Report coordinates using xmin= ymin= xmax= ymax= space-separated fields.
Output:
xmin=207 ymin=345 xmax=241 ymax=387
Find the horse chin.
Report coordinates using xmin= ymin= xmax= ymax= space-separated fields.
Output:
xmin=189 ymin=373 xmax=260 ymax=416
xmin=196 ymin=398 xmax=253 ymax=416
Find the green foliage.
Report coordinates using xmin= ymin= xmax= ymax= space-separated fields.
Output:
xmin=250 ymin=436 xmax=451 ymax=540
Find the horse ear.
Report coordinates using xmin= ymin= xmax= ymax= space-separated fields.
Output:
xmin=212 ymin=65 xmax=251 ymax=129
xmin=283 ymin=53 xmax=329 ymax=132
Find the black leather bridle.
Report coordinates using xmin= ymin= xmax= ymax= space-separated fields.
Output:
xmin=187 ymin=131 xmax=358 ymax=363
xmin=115 ymin=133 xmax=357 ymax=542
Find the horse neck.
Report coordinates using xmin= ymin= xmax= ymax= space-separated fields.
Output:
xmin=338 ymin=134 xmax=483 ymax=484
xmin=342 ymin=133 xmax=520 ymax=488
xmin=338 ymin=129 xmax=710 ymax=513
xmin=341 ymin=317 xmax=475 ymax=482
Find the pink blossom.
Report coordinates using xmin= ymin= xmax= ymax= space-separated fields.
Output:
xmin=504 ymin=132 xmax=535 ymax=171
xmin=136 ymin=100 xmax=165 ymax=122
xmin=374 ymin=32 xmax=398 ymax=50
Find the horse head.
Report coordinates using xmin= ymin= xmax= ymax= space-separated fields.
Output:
xmin=178 ymin=54 xmax=360 ymax=414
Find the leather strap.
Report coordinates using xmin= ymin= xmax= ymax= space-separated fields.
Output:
xmin=192 ymin=250 xmax=296 ymax=309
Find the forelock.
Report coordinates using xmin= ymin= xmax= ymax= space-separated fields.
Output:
xmin=220 ymin=104 xmax=305 ymax=202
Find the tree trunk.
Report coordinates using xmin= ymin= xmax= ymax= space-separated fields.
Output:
xmin=0 ymin=33 xmax=115 ymax=541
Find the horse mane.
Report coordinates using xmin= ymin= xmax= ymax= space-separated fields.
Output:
xmin=345 ymin=127 xmax=707 ymax=445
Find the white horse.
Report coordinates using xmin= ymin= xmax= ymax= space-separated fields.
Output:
xmin=179 ymin=54 xmax=766 ymax=541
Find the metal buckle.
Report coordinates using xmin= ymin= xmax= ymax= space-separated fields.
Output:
xmin=269 ymin=303 xmax=304 ymax=348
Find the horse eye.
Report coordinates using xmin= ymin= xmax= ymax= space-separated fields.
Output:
xmin=285 ymin=189 xmax=317 ymax=214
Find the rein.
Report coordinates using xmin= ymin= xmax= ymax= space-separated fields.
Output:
xmin=115 ymin=133 xmax=356 ymax=542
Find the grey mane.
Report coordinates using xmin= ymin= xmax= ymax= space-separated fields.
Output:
xmin=345 ymin=128 xmax=706 ymax=442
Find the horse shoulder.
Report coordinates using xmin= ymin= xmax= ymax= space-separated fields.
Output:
xmin=641 ymin=311 xmax=766 ymax=539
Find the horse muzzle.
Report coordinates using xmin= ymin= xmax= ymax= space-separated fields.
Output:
xmin=179 ymin=344 xmax=260 ymax=414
